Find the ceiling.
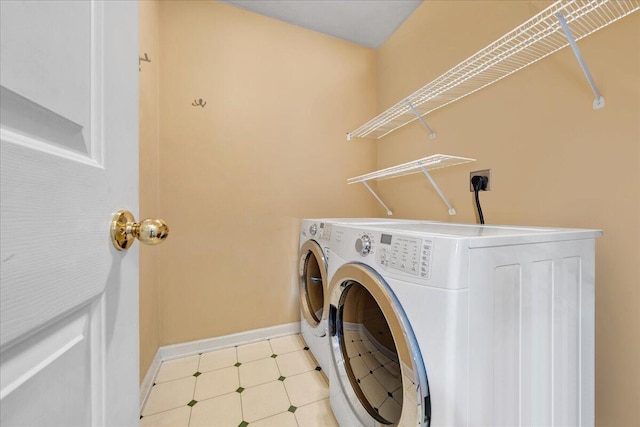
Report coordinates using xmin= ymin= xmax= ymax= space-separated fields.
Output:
xmin=220 ymin=0 xmax=423 ymax=49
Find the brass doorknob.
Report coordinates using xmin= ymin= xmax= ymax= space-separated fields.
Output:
xmin=110 ymin=210 xmax=169 ymax=251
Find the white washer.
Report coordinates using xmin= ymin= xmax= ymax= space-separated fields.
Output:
xmin=298 ymin=218 xmax=420 ymax=374
xmin=326 ymin=222 xmax=601 ymax=427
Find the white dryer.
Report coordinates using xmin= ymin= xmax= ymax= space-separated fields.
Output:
xmin=326 ymin=222 xmax=601 ymax=427
xmin=298 ymin=218 xmax=419 ymax=374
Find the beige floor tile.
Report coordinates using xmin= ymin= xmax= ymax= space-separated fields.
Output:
xmin=372 ymin=351 xmax=391 ymax=365
xmin=373 ymin=366 xmax=402 ymax=393
xmin=144 ymin=335 xmax=338 ymax=426
xmin=362 ymin=352 xmax=383 ymax=370
xmin=199 ymin=347 xmax=237 ymax=373
xmin=249 ymin=411 xmax=298 ymax=427
xmin=240 ymin=380 xmax=291 ymax=422
xmin=269 ymin=334 xmax=306 ymax=355
xmin=343 ymin=330 xmax=358 ymax=342
xmin=142 ymin=377 xmax=196 ymax=416
xmin=239 ymin=357 xmax=280 ymax=388
xmin=349 ymin=356 xmax=371 ymax=380
xmin=294 ymin=398 xmax=339 ymax=427
xmin=189 ymin=392 xmax=243 ymax=427
xmin=155 ymin=355 xmax=200 ymax=383
xmin=276 ymin=349 xmax=317 ymax=377
xmin=140 ymin=406 xmax=191 ymax=427
xmin=392 ymin=387 xmax=404 ymax=404
xmin=237 ymin=341 xmax=273 ymax=363
xmin=379 ymin=397 xmax=402 ymax=423
xmin=344 ymin=340 xmax=358 ymax=357
xmin=362 ymin=339 xmax=378 ymax=353
xmin=359 ymin=374 xmax=387 ymax=408
xmin=355 ymin=340 xmax=372 ymax=356
xmin=284 ymin=370 xmax=329 ymax=407
xmin=194 ymin=366 xmax=239 ymax=401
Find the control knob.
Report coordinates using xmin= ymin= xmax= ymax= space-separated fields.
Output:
xmin=309 ymin=224 xmax=318 ymax=236
xmin=355 ymin=235 xmax=372 ymax=256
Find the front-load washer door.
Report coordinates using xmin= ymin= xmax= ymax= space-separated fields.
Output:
xmin=298 ymin=240 xmax=328 ymax=334
xmin=328 ymin=263 xmax=431 ymax=427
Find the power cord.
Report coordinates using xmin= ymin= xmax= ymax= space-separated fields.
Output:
xmin=471 ymin=175 xmax=488 ymax=225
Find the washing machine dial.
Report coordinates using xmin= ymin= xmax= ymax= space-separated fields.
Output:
xmin=355 ymin=235 xmax=372 ymax=256
xmin=309 ymin=224 xmax=318 ymax=236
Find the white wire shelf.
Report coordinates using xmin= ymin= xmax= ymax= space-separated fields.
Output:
xmin=348 ymin=154 xmax=476 ymax=216
xmin=347 ymin=0 xmax=640 ymax=140
xmin=347 ymin=154 xmax=475 ymax=184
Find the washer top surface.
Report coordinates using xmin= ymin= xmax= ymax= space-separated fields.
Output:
xmin=346 ymin=221 xmax=602 ymax=248
xmin=305 ymin=217 xmax=417 ymax=224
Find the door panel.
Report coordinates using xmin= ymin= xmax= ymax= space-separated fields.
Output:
xmin=0 ymin=141 xmax=108 ymax=347
xmin=0 ymin=299 xmax=104 ymax=426
xmin=0 ymin=0 xmax=94 ymax=154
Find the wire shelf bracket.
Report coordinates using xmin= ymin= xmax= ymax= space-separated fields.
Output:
xmin=556 ymin=12 xmax=605 ymax=109
xmin=362 ymin=181 xmax=394 ymax=216
xmin=348 ymin=154 xmax=475 ymax=216
xmin=405 ymin=100 xmax=436 ymax=140
xmin=346 ymin=0 xmax=640 ymax=140
xmin=420 ymin=166 xmax=455 ymax=215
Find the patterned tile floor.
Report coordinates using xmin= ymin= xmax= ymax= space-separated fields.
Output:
xmin=140 ymin=334 xmax=339 ymax=427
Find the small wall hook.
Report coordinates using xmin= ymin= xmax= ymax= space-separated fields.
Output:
xmin=139 ymin=53 xmax=151 ymax=71
xmin=192 ymin=98 xmax=206 ymax=107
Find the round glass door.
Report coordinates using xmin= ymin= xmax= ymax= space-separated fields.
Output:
xmin=329 ymin=263 xmax=430 ymax=427
xmin=298 ymin=240 xmax=327 ymax=327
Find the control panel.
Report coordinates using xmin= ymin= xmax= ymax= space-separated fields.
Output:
xmin=318 ymin=223 xmax=332 ymax=242
xmin=377 ymin=233 xmax=434 ymax=279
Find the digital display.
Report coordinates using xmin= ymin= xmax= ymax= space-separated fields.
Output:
xmin=380 ymin=234 xmax=392 ymax=245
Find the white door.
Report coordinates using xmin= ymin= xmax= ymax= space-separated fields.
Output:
xmin=1 ymin=1 xmax=139 ymax=426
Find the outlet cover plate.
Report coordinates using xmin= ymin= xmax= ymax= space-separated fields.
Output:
xmin=470 ymin=169 xmax=491 ymax=191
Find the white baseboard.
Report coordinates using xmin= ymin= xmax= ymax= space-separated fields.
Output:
xmin=139 ymin=349 xmax=162 ymax=412
xmin=140 ymin=322 xmax=301 ymax=410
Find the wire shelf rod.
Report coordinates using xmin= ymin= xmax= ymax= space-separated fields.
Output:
xmin=362 ymin=181 xmax=393 ymax=216
xmin=420 ymin=166 xmax=456 ymax=215
xmin=405 ymin=100 xmax=436 ymax=139
xmin=556 ymin=11 xmax=604 ymax=109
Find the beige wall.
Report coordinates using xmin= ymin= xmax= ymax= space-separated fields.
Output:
xmin=139 ymin=0 xmax=161 ymax=382
xmin=376 ymin=2 xmax=640 ymax=425
xmin=155 ymin=1 xmax=377 ymax=346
